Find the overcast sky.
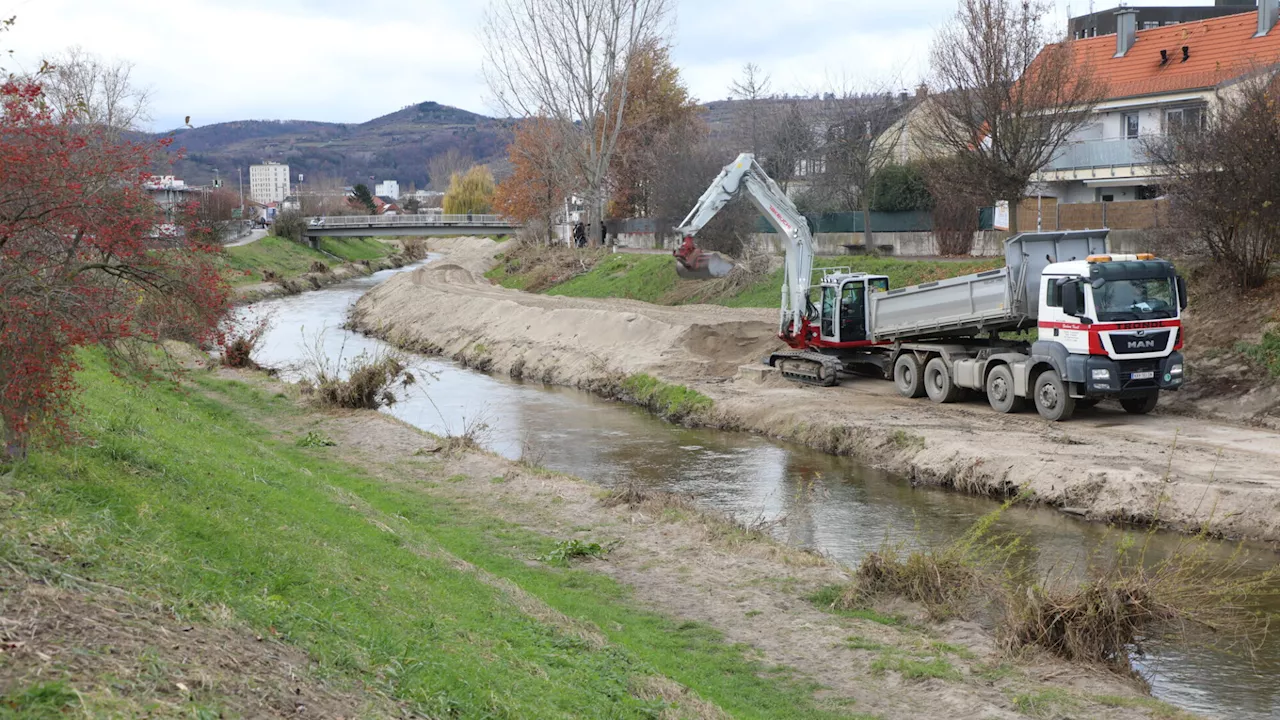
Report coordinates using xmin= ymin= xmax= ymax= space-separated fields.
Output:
xmin=4 ymin=0 xmax=1208 ymax=131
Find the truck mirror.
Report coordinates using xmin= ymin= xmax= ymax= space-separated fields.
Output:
xmin=1176 ymin=275 xmax=1188 ymax=311
xmin=1061 ymin=280 xmax=1081 ymax=317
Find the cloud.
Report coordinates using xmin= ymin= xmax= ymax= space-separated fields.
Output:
xmin=3 ymin=0 xmax=1194 ymax=129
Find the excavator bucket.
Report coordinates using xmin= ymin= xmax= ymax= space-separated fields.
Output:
xmin=675 ymin=251 xmax=734 ymax=280
xmin=673 ymin=235 xmax=734 ymax=280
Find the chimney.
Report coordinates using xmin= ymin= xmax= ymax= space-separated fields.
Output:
xmin=1114 ymin=7 xmax=1138 ymax=57
xmin=1258 ymin=0 xmax=1278 ymax=36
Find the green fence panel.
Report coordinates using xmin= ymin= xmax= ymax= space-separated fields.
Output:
xmin=755 ymin=211 xmax=934 ymax=233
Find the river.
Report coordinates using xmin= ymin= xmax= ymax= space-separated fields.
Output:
xmin=241 ymin=259 xmax=1280 ymax=720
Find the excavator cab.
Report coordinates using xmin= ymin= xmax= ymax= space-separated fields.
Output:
xmin=817 ymin=274 xmax=889 ymax=344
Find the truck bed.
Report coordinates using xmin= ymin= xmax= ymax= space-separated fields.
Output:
xmin=869 ymin=267 xmax=1027 ymax=341
xmin=866 ymin=230 xmax=1108 ymax=343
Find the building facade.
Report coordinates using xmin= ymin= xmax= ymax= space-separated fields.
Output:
xmin=375 ymin=180 xmax=400 ymax=199
xmin=1032 ymin=5 xmax=1280 ymax=203
xmin=1070 ymin=0 xmax=1254 ymax=39
xmin=249 ymin=162 xmax=291 ymax=204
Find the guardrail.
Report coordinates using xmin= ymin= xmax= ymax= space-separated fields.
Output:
xmin=1044 ymin=137 xmax=1153 ymax=172
xmin=303 ymin=214 xmax=515 ymax=228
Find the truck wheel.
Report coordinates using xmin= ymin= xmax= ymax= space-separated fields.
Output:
xmin=894 ymin=354 xmax=926 ymax=399
xmin=985 ymin=365 xmax=1025 ymax=414
xmin=1033 ymin=370 xmax=1075 ymax=422
xmin=924 ymin=357 xmax=962 ymax=404
xmin=1120 ymin=393 xmax=1159 ymax=415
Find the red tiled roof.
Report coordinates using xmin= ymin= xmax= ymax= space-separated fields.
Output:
xmin=1055 ymin=10 xmax=1280 ymax=100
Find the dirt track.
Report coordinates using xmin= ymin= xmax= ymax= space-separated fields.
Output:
xmin=352 ymin=238 xmax=1280 ymax=542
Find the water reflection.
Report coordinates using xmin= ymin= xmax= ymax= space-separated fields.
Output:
xmin=240 ymin=259 xmax=1279 ymax=720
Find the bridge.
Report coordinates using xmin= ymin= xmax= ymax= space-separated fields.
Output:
xmin=301 ymin=213 xmax=521 ymax=241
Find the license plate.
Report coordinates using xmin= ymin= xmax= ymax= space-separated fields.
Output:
xmin=1131 ymin=371 xmax=1155 ymax=380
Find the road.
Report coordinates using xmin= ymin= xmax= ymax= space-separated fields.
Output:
xmin=225 ymin=228 xmax=268 ymax=247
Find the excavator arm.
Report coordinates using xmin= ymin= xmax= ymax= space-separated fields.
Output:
xmin=675 ymin=153 xmax=815 ymax=340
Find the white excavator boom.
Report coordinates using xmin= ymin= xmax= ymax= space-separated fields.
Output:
xmin=675 ymin=153 xmax=816 ymax=338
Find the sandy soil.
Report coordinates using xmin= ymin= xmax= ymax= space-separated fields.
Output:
xmin=255 ymin=389 xmax=1164 ymax=720
xmin=351 ymin=237 xmax=1280 ymax=543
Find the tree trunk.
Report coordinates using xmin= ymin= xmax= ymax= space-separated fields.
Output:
xmin=2 ymin=420 xmax=26 ymax=462
xmin=1007 ymin=196 xmax=1020 ymax=235
xmin=862 ymin=203 xmax=874 ymax=251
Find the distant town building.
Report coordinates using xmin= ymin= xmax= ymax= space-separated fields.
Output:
xmin=143 ymin=175 xmax=204 ymax=220
xmin=249 ymin=162 xmax=291 ymax=204
xmin=1069 ymin=0 xmax=1254 ymax=38
xmin=375 ymin=180 xmax=400 ymax=198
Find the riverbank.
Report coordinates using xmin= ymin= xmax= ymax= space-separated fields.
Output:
xmin=351 ymin=237 xmax=1280 ymax=543
xmin=0 ymin=353 xmax=1176 ymax=718
xmin=226 ymin=235 xmax=424 ymax=303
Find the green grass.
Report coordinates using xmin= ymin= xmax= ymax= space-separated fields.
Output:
xmin=1010 ymin=688 xmax=1080 ymax=717
xmin=619 ymin=374 xmax=714 ymax=422
xmin=0 ymin=682 xmax=81 ymax=719
xmin=547 ymin=253 xmax=680 ymax=303
xmin=0 ymin=355 xmax=852 ymax=718
xmin=316 ymin=237 xmax=396 ymax=262
xmin=1092 ymin=694 xmax=1195 ymax=719
xmin=869 ymin=654 xmax=959 ymax=681
xmin=805 ymin=586 xmax=907 ymax=626
xmin=222 ymin=236 xmax=333 ymax=285
xmin=523 ymin=251 xmax=1006 ymax=309
xmin=1236 ymin=330 xmax=1280 ymax=377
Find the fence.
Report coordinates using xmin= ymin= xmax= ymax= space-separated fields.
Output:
xmin=1010 ymin=199 xmax=1169 ymax=232
xmin=754 ymin=210 xmax=934 ymax=234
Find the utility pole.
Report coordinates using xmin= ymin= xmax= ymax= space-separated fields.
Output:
xmin=238 ymin=167 xmax=244 ymax=216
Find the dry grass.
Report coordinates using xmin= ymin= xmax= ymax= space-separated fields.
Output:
xmin=1003 ymin=529 xmax=1280 ymax=671
xmin=220 ymin=316 xmax=270 ymax=369
xmin=400 ymin=237 xmax=428 ymax=261
xmin=298 ymin=333 xmax=417 ymax=410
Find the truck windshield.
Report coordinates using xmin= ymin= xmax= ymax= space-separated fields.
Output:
xmin=1092 ymin=277 xmax=1176 ymax=321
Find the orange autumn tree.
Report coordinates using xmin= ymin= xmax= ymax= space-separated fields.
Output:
xmin=494 ymin=117 xmax=571 ymax=243
xmin=608 ymin=39 xmax=704 ymax=219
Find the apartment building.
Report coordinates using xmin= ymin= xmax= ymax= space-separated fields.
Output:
xmin=1033 ymin=3 xmax=1280 ymax=203
xmin=249 ymin=162 xmax=291 ymax=204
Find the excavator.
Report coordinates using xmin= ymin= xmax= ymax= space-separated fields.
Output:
xmin=674 ymin=153 xmax=891 ymax=386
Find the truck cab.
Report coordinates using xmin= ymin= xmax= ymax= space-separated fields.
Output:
xmin=1035 ymin=253 xmax=1186 ymax=410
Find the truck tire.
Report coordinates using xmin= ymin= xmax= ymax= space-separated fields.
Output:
xmin=985 ymin=365 xmax=1025 ymax=414
xmin=1120 ymin=393 xmax=1159 ymax=415
xmin=1033 ymin=370 xmax=1075 ymax=422
xmin=924 ymin=357 xmax=962 ymax=404
xmin=894 ymin=354 xmax=926 ymax=399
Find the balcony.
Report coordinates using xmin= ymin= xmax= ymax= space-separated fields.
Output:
xmin=1043 ymin=137 xmax=1156 ymax=172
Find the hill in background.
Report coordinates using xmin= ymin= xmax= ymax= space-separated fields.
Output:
xmin=154 ymin=101 xmax=512 ymax=190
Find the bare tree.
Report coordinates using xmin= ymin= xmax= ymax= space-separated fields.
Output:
xmin=807 ymin=89 xmax=913 ymax=247
xmin=482 ymin=0 xmax=672 ymax=247
xmin=427 ymin=147 xmax=474 ymax=191
xmin=728 ymin=62 xmax=773 ymax=156
xmin=924 ymin=0 xmax=1101 ymax=233
xmin=1147 ymin=74 xmax=1280 ymax=290
xmin=38 ymin=46 xmax=152 ymax=135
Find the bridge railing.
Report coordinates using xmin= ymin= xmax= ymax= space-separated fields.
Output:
xmin=303 ymin=213 xmax=514 ymax=228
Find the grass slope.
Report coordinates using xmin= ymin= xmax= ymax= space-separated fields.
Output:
xmin=316 ymin=237 xmax=396 ymax=262
xmin=534 ymin=252 xmax=1006 ymax=309
xmin=223 ymin=236 xmax=333 ymax=285
xmin=0 ymin=357 xmax=853 ymax=719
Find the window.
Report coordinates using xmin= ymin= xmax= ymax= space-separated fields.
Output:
xmin=1046 ymin=280 xmax=1063 ymax=308
xmin=1142 ymin=20 xmax=1160 ymax=30
xmin=839 ymin=282 xmax=867 ymax=341
xmin=1165 ymin=106 xmax=1204 ymax=133
xmin=1123 ymin=113 xmax=1140 ymax=139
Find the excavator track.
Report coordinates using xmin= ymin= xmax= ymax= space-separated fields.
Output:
xmin=769 ymin=350 xmax=841 ymax=387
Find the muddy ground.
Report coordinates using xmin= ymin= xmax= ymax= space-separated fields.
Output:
xmin=351 ymin=238 xmax=1280 ymax=543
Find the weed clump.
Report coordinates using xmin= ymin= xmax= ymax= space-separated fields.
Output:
xmin=618 ymin=374 xmax=713 ymax=423
xmin=221 ymin=317 xmax=270 ymax=369
xmin=400 ymin=237 xmax=428 ymax=261
xmin=538 ymin=539 xmax=613 ymax=565
xmin=299 ymin=338 xmax=417 ymax=410
xmin=1003 ymin=531 xmax=1279 ymax=670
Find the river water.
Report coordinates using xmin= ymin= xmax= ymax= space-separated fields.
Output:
xmin=242 ymin=259 xmax=1280 ymax=719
